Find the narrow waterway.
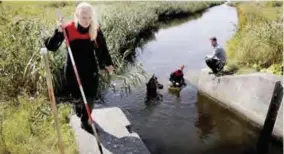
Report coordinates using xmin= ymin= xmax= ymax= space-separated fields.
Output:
xmin=102 ymin=4 xmax=282 ymax=154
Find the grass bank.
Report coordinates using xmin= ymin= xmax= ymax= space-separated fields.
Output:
xmin=225 ymin=1 xmax=283 ymax=75
xmin=0 ymin=1 xmax=223 ymax=153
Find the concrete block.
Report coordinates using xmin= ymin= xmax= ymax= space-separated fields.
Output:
xmin=70 ymin=107 xmax=150 ymax=154
xmin=196 ymin=68 xmax=283 ymax=140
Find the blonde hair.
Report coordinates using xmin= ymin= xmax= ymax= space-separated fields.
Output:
xmin=74 ymin=2 xmax=99 ymax=41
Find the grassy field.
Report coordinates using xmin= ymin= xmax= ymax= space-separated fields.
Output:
xmin=225 ymin=1 xmax=283 ymax=75
xmin=0 ymin=1 xmax=223 ymax=153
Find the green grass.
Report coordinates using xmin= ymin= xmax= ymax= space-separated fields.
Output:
xmin=225 ymin=1 xmax=283 ymax=75
xmin=0 ymin=95 xmax=77 ymax=154
xmin=0 ymin=1 xmax=223 ymax=153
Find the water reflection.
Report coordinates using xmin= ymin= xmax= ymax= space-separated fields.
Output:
xmin=158 ymin=10 xmax=206 ymax=30
xmin=195 ymin=94 xmax=215 ymax=141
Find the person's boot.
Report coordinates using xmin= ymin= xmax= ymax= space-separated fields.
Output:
xmin=75 ymin=104 xmax=83 ymax=118
xmin=80 ymin=109 xmax=95 ymax=135
xmin=73 ymin=98 xmax=83 ymax=118
xmin=81 ymin=120 xmax=94 ymax=135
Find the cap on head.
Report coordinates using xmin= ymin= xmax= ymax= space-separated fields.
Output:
xmin=210 ymin=37 xmax=217 ymax=41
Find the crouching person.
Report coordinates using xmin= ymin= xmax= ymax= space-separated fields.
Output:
xmin=169 ymin=65 xmax=186 ymax=88
xmin=205 ymin=37 xmax=226 ymax=74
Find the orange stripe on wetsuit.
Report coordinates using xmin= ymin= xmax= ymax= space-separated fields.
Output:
xmin=64 ymin=21 xmax=98 ymax=47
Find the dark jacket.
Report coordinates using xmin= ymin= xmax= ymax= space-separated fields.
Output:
xmin=44 ymin=21 xmax=113 ymax=98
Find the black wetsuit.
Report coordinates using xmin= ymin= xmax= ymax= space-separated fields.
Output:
xmin=44 ymin=21 xmax=113 ymax=133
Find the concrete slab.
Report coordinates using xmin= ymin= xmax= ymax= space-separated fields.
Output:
xmin=70 ymin=107 xmax=150 ymax=154
xmin=194 ymin=68 xmax=283 ymax=140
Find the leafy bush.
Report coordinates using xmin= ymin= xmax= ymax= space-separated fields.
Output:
xmin=225 ymin=2 xmax=283 ymax=75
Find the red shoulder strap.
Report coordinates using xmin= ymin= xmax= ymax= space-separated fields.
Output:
xmin=64 ymin=21 xmax=99 ymax=48
xmin=64 ymin=21 xmax=91 ymax=42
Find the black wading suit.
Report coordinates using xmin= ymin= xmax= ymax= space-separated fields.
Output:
xmin=44 ymin=21 xmax=113 ymax=133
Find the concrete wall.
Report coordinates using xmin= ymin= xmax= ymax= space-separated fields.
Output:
xmin=196 ymin=69 xmax=283 ymax=140
xmin=70 ymin=107 xmax=150 ymax=154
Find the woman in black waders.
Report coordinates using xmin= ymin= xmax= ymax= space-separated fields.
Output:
xmin=44 ymin=2 xmax=114 ymax=134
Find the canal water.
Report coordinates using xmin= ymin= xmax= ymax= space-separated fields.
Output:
xmin=102 ymin=4 xmax=282 ymax=154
